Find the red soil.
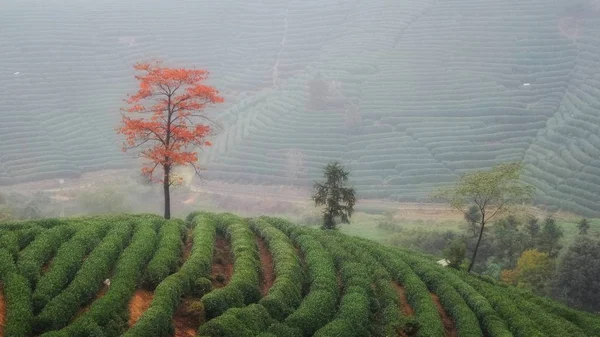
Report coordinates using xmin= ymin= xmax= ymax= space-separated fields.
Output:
xmin=431 ymin=293 xmax=458 ymax=337
xmin=210 ymin=236 xmax=233 ymax=288
xmin=173 ymin=298 xmax=204 ymax=337
xmin=256 ymin=237 xmax=275 ymax=296
xmin=128 ymin=289 xmax=154 ymax=327
xmin=392 ymin=282 xmax=414 ymax=316
xmin=0 ymin=285 xmax=5 ymax=337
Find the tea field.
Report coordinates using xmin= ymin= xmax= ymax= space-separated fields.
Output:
xmin=0 ymin=213 xmax=598 ymax=337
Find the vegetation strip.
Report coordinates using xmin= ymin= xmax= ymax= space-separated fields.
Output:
xmin=201 ymin=214 xmax=261 ymax=319
xmin=431 ymin=293 xmax=458 ymax=337
xmin=17 ymin=225 xmax=76 ymax=286
xmin=123 ymin=213 xmax=216 ymax=337
xmin=0 ymin=285 xmax=4 ymax=337
xmin=33 ymin=222 xmax=110 ymax=312
xmin=40 ymin=218 xmax=160 ymax=336
xmin=0 ymin=212 xmax=598 ymax=337
xmin=392 ymin=282 xmax=415 ymax=316
xmin=34 ymin=221 xmax=135 ymax=332
xmin=198 ymin=218 xmax=304 ymax=336
xmin=142 ymin=219 xmax=185 ymax=289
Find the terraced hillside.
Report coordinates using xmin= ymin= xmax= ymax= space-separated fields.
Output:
xmin=0 ymin=212 xmax=599 ymax=337
xmin=2 ymin=0 xmax=600 ymax=214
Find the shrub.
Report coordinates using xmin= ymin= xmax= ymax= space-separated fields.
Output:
xmin=202 ymin=216 xmax=261 ymax=318
xmin=142 ymin=219 xmax=185 ymax=288
xmin=122 ymin=213 xmax=216 ymax=337
xmin=60 ymin=221 xmax=159 ymax=336
xmin=35 ymin=222 xmax=135 ymax=332
xmin=3 ymin=272 xmax=33 ymax=337
xmin=33 ymin=222 xmax=110 ymax=312
xmin=18 ymin=225 xmax=76 ymax=285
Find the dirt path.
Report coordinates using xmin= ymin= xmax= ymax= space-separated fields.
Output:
xmin=256 ymin=236 xmax=274 ymax=296
xmin=182 ymin=229 xmax=193 ymax=264
xmin=173 ymin=298 xmax=204 ymax=337
xmin=431 ymin=293 xmax=458 ymax=337
xmin=0 ymin=285 xmax=5 ymax=337
xmin=128 ymin=289 xmax=154 ymax=327
xmin=392 ymin=282 xmax=414 ymax=316
xmin=210 ymin=236 xmax=233 ymax=288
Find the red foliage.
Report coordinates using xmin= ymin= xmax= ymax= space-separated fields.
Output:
xmin=117 ymin=61 xmax=224 ymax=183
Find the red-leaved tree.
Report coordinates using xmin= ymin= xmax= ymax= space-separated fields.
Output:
xmin=118 ymin=61 xmax=224 ymax=219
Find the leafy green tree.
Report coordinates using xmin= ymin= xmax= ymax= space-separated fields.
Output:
xmin=434 ymin=162 xmax=534 ymax=272
xmin=312 ymin=162 xmax=356 ymax=230
xmin=491 ymin=215 xmax=527 ymax=265
xmin=501 ymin=249 xmax=554 ymax=294
xmin=464 ymin=205 xmax=482 ymax=238
xmin=552 ymin=237 xmax=600 ymax=312
xmin=577 ymin=218 xmax=590 ymax=235
xmin=525 ymin=216 xmax=540 ymax=248
xmin=444 ymin=239 xmax=467 ymax=269
xmin=537 ymin=216 xmax=563 ymax=257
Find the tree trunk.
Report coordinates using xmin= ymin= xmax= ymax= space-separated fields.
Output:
xmin=163 ymin=166 xmax=171 ymax=219
xmin=468 ymin=221 xmax=485 ymax=273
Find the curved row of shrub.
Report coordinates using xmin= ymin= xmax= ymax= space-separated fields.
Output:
xmin=357 ymin=239 xmax=446 ymax=337
xmin=201 ymin=214 xmax=261 ymax=319
xmin=198 ymin=218 xmax=304 ymax=336
xmin=17 ymin=224 xmax=76 ymax=286
xmin=34 ymin=221 xmax=135 ymax=331
xmin=311 ymin=232 xmax=372 ymax=337
xmin=267 ymin=217 xmax=339 ymax=336
xmin=0 ymin=248 xmax=33 ymax=337
xmin=142 ymin=219 xmax=186 ymax=289
xmin=392 ymin=248 xmax=485 ymax=337
xmin=123 ymin=212 xmax=217 ymax=337
xmin=41 ymin=217 xmax=161 ymax=336
xmin=326 ymin=234 xmax=404 ymax=336
xmin=33 ymin=221 xmax=111 ymax=312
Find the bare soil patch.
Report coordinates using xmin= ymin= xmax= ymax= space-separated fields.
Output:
xmin=256 ymin=237 xmax=275 ymax=296
xmin=392 ymin=282 xmax=414 ymax=316
xmin=182 ymin=229 xmax=193 ymax=263
xmin=128 ymin=289 xmax=154 ymax=327
xmin=431 ymin=293 xmax=458 ymax=337
xmin=173 ymin=298 xmax=204 ymax=337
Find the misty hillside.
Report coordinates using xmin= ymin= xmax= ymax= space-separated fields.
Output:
xmin=1 ymin=0 xmax=600 ymax=215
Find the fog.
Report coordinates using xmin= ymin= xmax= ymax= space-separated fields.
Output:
xmin=1 ymin=0 xmax=600 ymax=216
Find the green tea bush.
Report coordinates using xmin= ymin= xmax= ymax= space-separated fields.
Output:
xmin=202 ymin=216 xmax=261 ymax=318
xmin=253 ymin=218 xmax=303 ymax=320
xmin=142 ymin=219 xmax=185 ymax=288
xmin=123 ymin=213 xmax=216 ymax=337
xmin=18 ymin=225 xmax=76 ymax=285
xmin=35 ymin=222 xmax=135 ymax=332
xmin=54 ymin=222 xmax=160 ymax=336
xmin=33 ymin=222 xmax=110 ymax=312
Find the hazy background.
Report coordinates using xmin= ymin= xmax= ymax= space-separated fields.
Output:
xmin=1 ymin=0 xmax=600 ymax=215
